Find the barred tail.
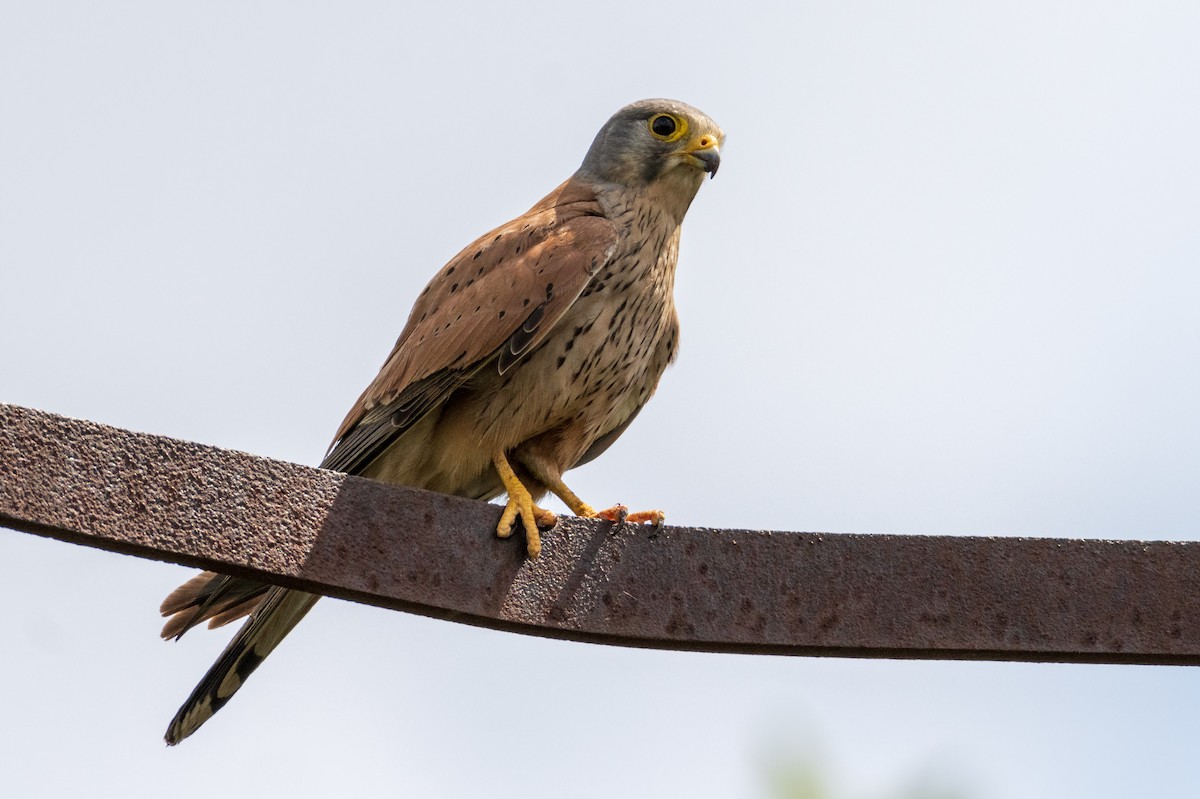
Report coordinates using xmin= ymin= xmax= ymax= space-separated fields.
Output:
xmin=164 ymin=587 xmax=319 ymax=745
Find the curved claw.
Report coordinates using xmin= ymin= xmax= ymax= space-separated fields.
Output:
xmin=594 ymin=504 xmax=628 ymax=524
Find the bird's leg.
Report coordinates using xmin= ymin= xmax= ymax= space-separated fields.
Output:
xmin=492 ymin=450 xmax=557 ymax=558
xmin=540 ymin=475 xmax=598 ymax=518
xmin=539 ymin=473 xmax=666 ymax=529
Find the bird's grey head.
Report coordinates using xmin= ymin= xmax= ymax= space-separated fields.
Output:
xmin=578 ymin=99 xmax=724 ymax=200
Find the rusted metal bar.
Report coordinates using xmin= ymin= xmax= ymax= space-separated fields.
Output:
xmin=1 ymin=402 xmax=1197 ymax=665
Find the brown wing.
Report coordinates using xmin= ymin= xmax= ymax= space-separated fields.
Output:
xmin=321 ymin=176 xmax=618 ymax=475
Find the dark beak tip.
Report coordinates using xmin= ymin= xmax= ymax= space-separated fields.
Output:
xmin=694 ymin=149 xmax=720 ymax=178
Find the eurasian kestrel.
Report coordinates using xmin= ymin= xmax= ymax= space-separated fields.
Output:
xmin=159 ymin=98 xmax=724 ymax=744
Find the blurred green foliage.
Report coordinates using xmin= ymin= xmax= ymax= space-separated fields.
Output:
xmin=761 ymin=741 xmax=974 ymax=799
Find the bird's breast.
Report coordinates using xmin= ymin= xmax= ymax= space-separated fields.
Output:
xmin=471 ymin=213 xmax=682 ymax=467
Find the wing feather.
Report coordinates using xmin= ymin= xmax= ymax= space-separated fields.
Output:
xmin=322 ymin=176 xmax=617 ymax=474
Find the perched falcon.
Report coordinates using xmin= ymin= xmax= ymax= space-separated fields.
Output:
xmin=159 ymin=98 xmax=724 ymax=744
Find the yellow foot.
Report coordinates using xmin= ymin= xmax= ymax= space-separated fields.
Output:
xmin=537 ymin=473 xmax=666 ymax=529
xmin=591 ymin=505 xmax=666 ymax=529
xmin=493 ymin=451 xmax=557 ymax=558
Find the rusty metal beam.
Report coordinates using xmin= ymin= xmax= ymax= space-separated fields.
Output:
xmin=2 ymin=402 xmax=1197 ymax=665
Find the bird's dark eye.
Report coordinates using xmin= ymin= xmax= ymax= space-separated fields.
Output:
xmin=649 ymin=114 xmax=684 ymax=141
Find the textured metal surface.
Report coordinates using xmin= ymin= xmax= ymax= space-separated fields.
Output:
xmin=3 ymin=402 xmax=1199 ymax=664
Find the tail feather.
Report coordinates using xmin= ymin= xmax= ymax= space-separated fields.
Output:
xmin=164 ymin=587 xmax=319 ymax=745
xmin=204 ymin=594 xmax=268 ymax=630
xmin=160 ymin=571 xmax=272 ymax=640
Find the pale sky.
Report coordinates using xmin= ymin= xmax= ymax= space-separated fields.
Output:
xmin=3 ymin=2 xmax=1199 ymax=797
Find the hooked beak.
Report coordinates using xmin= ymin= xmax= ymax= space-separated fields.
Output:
xmin=680 ymin=131 xmax=722 ymax=178
xmin=690 ymin=146 xmax=721 ymax=178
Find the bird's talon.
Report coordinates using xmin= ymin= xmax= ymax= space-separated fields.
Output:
xmin=595 ymin=504 xmax=629 ymax=524
xmin=624 ymin=509 xmax=665 ymax=526
xmin=495 ymin=494 xmax=552 ymax=557
xmin=493 ymin=450 xmax=559 ymax=558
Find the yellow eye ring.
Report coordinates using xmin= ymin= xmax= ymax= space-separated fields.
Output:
xmin=648 ymin=113 xmax=688 ymax=142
